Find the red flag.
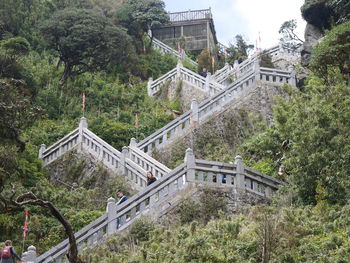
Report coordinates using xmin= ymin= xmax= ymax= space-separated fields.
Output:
xmin=135 ymin=114 xmax=139 ymax=129
xmin=23 ymin=209 xmax=29 ymax=238
xmin=82 ymin=93 xmax=86 ymax=113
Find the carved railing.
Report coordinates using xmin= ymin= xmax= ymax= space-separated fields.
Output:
xmin=39 ymin=119 xmax=171 ymax=191
xmin=169 ymin=8 xmax=212 ymax=22
xmin=151 ymin=36 xmax=198 ymax=67
xmin=128 ymin=138 xmax=171 ymax=179
xmin=140 ymin=65 xmax=295 ymax=154
xmin=147 ymin=61 xmax=224 ymax=97
xmin=25 ymin=151 xmax=284 ymax=263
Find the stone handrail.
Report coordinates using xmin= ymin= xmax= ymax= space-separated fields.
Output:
xmin=138 ymin=66 xmax=257 ymax=153
xmin=212 ymin=63 xmax=232 ymax=84
xmin=40 ymin=128 xmax=80 ymax=165
xmin=151 ymin=36 xmax=198 ymax=67
xmin=129 ymin=139 xmax=171 ymax=179
xmin=139 ymin=65 xmax=295 ymax=153
xmin=169 ymin=8 xmax=212 ymax=22
xmin=148 ymin=62 xmax=224 ymax=97
xmin=25 ymin=151 xmax=285 ymax=263
xmin=147 ymin=67 xmax=177 ymax=96
xmin=39 ymin=120 xmax=166 ymax=191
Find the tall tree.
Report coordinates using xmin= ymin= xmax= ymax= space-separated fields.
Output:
xmin=116 ymin=0 xmax=169 ymax=52
xmin=40 ymin=8 xmax=134 ymax=84
xmin=226 ymin=35 xmax=254 ymax=65
xmin=279 ymin=19 xmax=304 ymax=52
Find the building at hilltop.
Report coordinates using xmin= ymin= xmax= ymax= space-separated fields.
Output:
xmin=152 ymin=8 xmax=218 ymax=53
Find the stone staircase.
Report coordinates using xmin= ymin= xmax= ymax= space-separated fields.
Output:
xmin=24 ymin=145 xmax=284 ymax=263
xmin=139 ymin=61 xmax=295 ymax=154
xmin=23 ymin=39 xmax=298 ymax=263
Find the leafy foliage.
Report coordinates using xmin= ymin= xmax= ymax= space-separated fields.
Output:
xmin=310 ymin=20 xmax=350 ymax=82
xmin=40 ymin=8 xmax=134 ymax=84
xmin=81 ymin=204 xmax=350 ymax=263
xmin=226 ymin=35 xmax=254 ymax=65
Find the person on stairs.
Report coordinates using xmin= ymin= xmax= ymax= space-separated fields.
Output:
xmin=0 ymin=240 xmax=22 ymax=263
xmin=116 ymin=190 xmax=128 ymax=205
xmin=146 ymin=171 xmax=157 ymax=186
xmin=200 ymin=67 xmax=207 ymax=78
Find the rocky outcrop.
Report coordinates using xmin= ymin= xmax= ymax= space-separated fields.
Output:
xmin=301 ymin=0 xmax=350 ymax=66
xmin=301 ymin=23 xmax=323 ymax=67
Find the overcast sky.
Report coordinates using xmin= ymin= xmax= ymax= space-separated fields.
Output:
xmin=163 ymin=0 xmax=306 ymax=49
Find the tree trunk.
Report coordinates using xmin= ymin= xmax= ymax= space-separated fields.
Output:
xmin=10 ymin=192 xmax=84 ymax=263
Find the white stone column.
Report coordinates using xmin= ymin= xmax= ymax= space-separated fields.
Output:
xmin=190 ymin=99 xmax=199 ymax=123
xmin=106 ymin=197 xmax=117 ymax=235
xmin=129 ymin=137 xmax=137 ymax=148
xmin=205 ymin=72 xmax=211 ymax=91
xmin=147 ymin=77 xmax=153 ymax=97
xmin=23 ymin=245 xmax=37 ymax=263
xmin=176 ymin=60 xmax=182 ymax=79
xmin=234 ymin=155 xmax=245 ymax=190
xmin=78 ymin=117 xmax=88 ymax=144
xmin=38 ymin=144 xmax=46 ymax=158
xmin=185 ymin=148 xmax=195 ymax=181
xmin=288 ymin=65 xmax=296 ymax=88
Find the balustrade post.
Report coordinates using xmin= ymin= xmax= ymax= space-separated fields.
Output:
xmin=129 ymin=137 xmax=137 ymax=148
xmin=185 ymin=148 xmax=195 ymax=181
xmin=106 ymin=197 xmax=117 ymax=235
xmin=23 ymin=245 xmax=37 ymax=263
xmin=78 ymin=117 xmax=88 ymax=145
xmin=288 ymin=65 xmax=296 ymax=87
xmin=147 ymin=77 xmax=153 ymax=96
xmin=118 ymin=146 xmax=130 ymax=176
xmin=176 ymin=60 xmax=182 ymax=79
xmin=38 ymin=144 xmax=46 ymax=158
xmin=190 ymin=99 xmax=199 ymax=124
xmin=253 ymin=59 xmax=260 ymax=84
xmin=234 ymin=155 xmax=245 ymax=190
xmin=205 ymin=72 xmax=211 ymax=91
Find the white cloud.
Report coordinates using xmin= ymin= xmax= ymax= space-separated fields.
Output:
xmin=232 ymin=0 xmax=306 ymax=48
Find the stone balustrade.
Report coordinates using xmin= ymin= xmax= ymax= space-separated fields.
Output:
xmin=138 ymin=66 xmax=260 ymax=153
xmin=128 ymin=138 xmax=171 ymax=179
xmin=39 ymin=119 xmax=171 ymax=191
xmin=25 ymin=150 xmax=284 ymax=263
xmin=150 ymin=33 xmax=197 ymax=67
xmin=39 ymin=128 xmax=80 ymax=165
xmin=148 ymin=61 xmax=224 ymax=97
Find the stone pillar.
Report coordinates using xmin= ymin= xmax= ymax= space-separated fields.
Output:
xmin=129 ymin=137 xmax=137 ymax=148
xmin=147 ymin=29 xmax=152 ymax=38
xmin=176 ymin=60 xmax=182 ymax=79
xmin=234 ymin=155 xmax=245 ymax=190
xmin=288 ymin=65 xmax=296 ymax=88
xmin=205 ymin=72 xmax=211 ymax=91
xmin=190 ymin=99 xmax=199 ymax=123
xmin=106 ymin=197 xmax=117 ymax=235
xmin=23 ymin=245 xmax=37 ymax=263
xmin=78 ymin=117 xmax=88 ymax=144
xmin=38 ymin=144 xmax=46 ymax=158
xmin=118 ymin=146 xmax=129 ymax=176
xmin=253 ymin=59 xmax=260 ymax=84
xmin=147 ymin=78 xmax=153 ymax=97
xmin=184 ymin=148 xmax=195 ymax=181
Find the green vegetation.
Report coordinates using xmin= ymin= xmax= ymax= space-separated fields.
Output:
xmin=0 ymin=0 xmax=350 ymax=261
xmin=0 ymin=0 xmax=178 ymax=254
xmin=81 ymin=202 xmax=350 ymax=263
